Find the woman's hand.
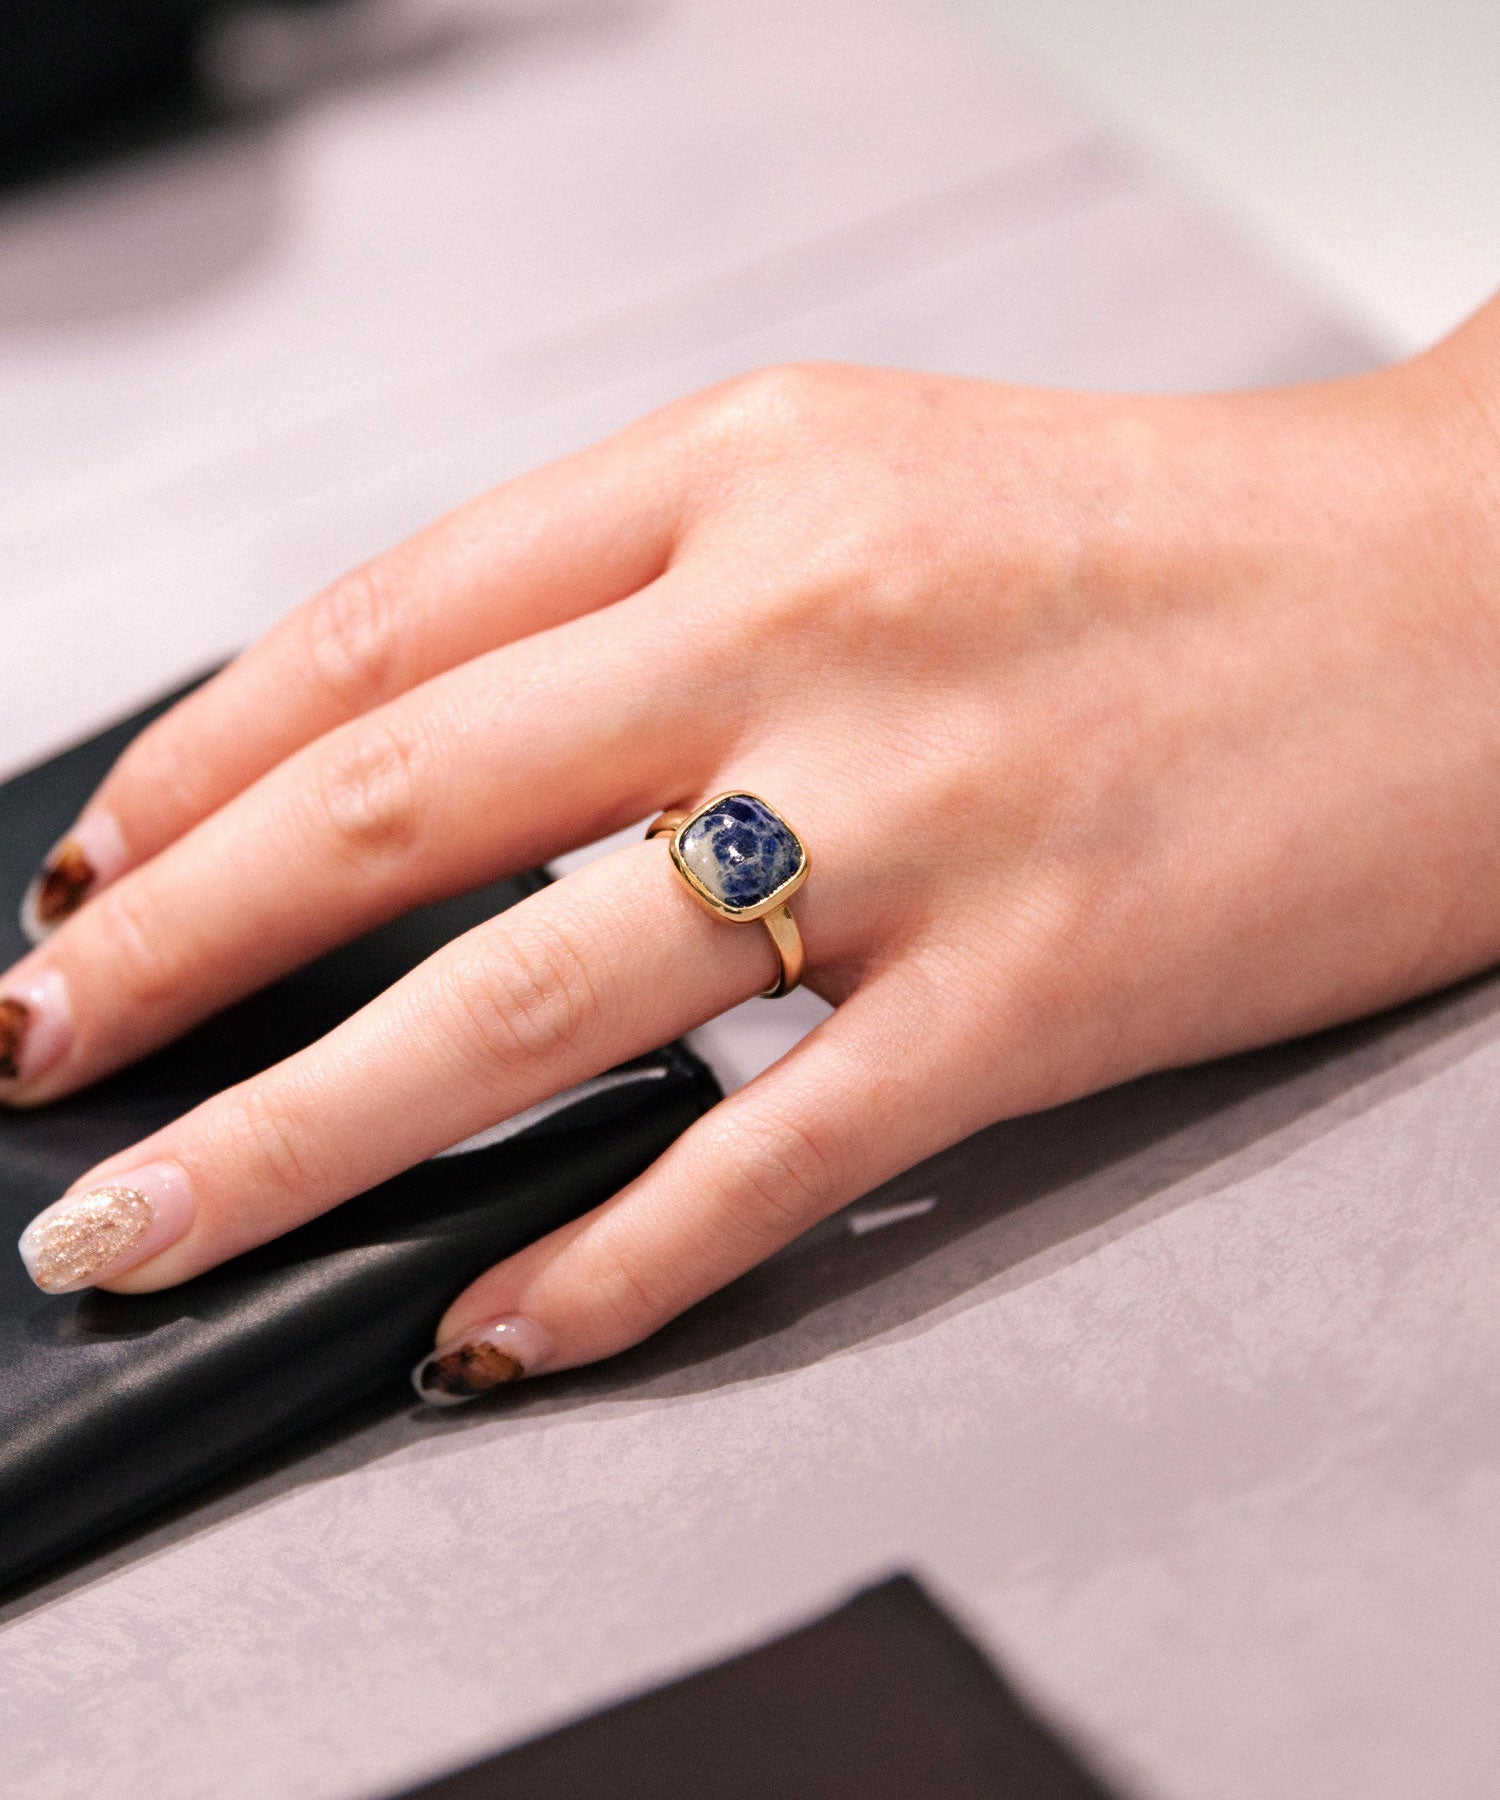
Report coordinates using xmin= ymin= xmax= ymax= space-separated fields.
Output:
xmin=5 ymin=299 xmax=1499 ymax=1393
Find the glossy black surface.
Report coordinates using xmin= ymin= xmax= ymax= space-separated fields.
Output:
xmin=0 ymin=688 xmax=720 ymax=1588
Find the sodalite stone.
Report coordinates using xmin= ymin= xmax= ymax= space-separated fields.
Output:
xmin=678 ymin=795 xmax=803 ymax=912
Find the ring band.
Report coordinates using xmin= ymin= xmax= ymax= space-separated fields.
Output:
xmin=648 ymin=792 xmax=810 ymax=998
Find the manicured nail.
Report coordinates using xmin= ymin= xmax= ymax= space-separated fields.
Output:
xmin=411 ymin=1316 xmax=554 ymax=1406
xmin=18 ymin=1161 xmax=194 ymax=1294
xmin=0 ymin=968 xmax=73 ymax=1093
xmin=20 ymin=811 xmax=128 ymax=943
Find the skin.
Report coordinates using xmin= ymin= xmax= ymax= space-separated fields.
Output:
xmin=4 ymin=293 xmax=1499 ymax=1375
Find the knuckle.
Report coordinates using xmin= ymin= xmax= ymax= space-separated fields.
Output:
xmin=731 ymin=361 xmax=838 ymax=425
xmin=86 ymin=880 xmax=187 ymax=1011
xmin=106 ymin=716 xmax=201 ymax=823
xmin=302 ymin=561 xmax=405 ymax=711
xmin=709 ymin=1106 xmax=844 ymax=1245
xmin=220 ymin=1083 xmax=321 ymax=1198
xmin=584 ymin=1236 xmax=675 ymax=1345
xmin=693 ymin=362 xmax=840 ymax=461
xmin=447 ymin=916 xmax=601 ymax=1077
xmin=311 ymin=715 xmax=426 ymax=863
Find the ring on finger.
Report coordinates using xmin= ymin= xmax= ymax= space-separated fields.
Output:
xmin=648 ymin=792 xmax=809 ymax=998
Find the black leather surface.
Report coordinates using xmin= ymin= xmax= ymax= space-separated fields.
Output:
xmin=396 ymin=1576 xmax=1125 ymax=1800
xmin=0 ymin=689 xmax=720 ymax=1589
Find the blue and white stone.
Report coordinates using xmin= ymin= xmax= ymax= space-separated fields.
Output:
xmin=678 ymin=794 xmax=804 ymax=913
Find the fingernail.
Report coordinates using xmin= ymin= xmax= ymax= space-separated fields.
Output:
xmin=18 ymin=1161 xmax=193 ymax=1294
xmin=0 ymin=968 xmax=73 ymax=1094
xmin=21 ymin=811 xmax=128 ymax=943
xmin=411 ymin=1316 xmax=554 ymax=1406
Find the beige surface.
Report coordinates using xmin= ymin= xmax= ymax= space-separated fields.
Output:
xmin=8 ymin=8 xmax=1491 ymax=1800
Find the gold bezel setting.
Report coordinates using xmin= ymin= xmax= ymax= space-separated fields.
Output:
xmin=664 ymin=791 xmax=810 ymax=924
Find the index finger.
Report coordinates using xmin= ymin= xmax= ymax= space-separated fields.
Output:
xmin=22 ymin=419 xmax=689 ymax=941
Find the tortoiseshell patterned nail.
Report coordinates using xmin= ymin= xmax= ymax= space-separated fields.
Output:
xmin=20 ymin=812 xmax=128 ymax=946
xmin=29 ymin=839 xmax=95 ymax=930
xmin=0 ymin=970 xmax=73 ymax=1095
xmin=0 ymin=996 xmax=29 ymax=1080
xmin=420 ymin=1342 xmax=523 ymax=1399
xmin=411 ymin=1316 xmax=553 ymax=1405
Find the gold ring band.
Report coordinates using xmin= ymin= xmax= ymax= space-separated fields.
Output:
xmin=648 ymin=793 xmax=809 ymax=999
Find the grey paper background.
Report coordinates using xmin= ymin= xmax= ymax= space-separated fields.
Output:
xmin=3 ymin=5 xmax=1495 ymax=1799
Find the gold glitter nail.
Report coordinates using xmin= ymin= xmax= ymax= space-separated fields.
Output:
xmin=21 ymin=1186 xmax=153 ymax=1293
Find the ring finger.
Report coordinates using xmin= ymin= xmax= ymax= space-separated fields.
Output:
xmin=16 ymin=831 xmax=839 ymax=1294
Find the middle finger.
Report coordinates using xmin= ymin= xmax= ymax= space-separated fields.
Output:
xmin=0 ymin=584 xmax=719 ymax=1105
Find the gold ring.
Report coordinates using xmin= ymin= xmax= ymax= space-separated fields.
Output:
xmin=648 ymin=792 xmax=809 ymax=998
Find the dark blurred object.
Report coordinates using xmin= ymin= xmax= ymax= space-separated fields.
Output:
xmin=397 ymin=1577 xmax=1126 ymax=1800
xmin=0 ymin=0 xmax=339 ymax=184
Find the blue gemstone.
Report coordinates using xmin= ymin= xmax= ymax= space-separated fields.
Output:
xmin=678 ymin=794 xmax=804 ymax=912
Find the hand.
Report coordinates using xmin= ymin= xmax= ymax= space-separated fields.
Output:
xmin=6 ymin=300 xmax=1499 ymax=1396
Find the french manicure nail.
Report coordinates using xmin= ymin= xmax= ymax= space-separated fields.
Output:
xmin=411 ymin=1316 xmax=554 ymax=1405
xmin=18 ymin=1161 xmax=194 ymax=1294
xmin=20 ymin=811 xmax=128 ymax=943
xmin=0 ymin=968 xmax=73 ymax=1092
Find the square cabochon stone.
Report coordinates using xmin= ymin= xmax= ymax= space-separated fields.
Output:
xmin=678 ymin=794 xmax=805 ymax=913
